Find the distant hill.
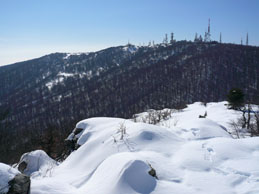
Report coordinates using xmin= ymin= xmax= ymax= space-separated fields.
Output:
xmin=0 ymin=41 xmax=259 ymax=163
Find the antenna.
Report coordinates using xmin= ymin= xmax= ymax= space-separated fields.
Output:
xmin=246 ymin=33 xmax=249 ymax=45
xmin=220 ymin=32 xmax=222 ymax=43
xmin=208 ymin=18 xmax=210 ymax=34
xmin=204 ymin=19 xmax=211 ymax=42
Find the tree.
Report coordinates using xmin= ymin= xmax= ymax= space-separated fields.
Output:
xmin=0 ymin=107 xmax=14 ymax=163
xmin=251 ymin=108 xmax=259 ymax=135
xmin=230 ymin=105 xmax=259 ymax=138
xmin=163 ymin=34 xmax=168 ymax=45
xmin=199 ymin=35 xmax=203 ymax=42
xmin=227 ymin=88 xmax=245 ymax=110
xmin=38 ymin=124 xmax=66 ymax=159
xmin=0 ymin=107 xmax=9 ymax=129
xmin=194 ymin=33 xmax=198 ymax=42
xmin=227 ymin=89 xmax=259 ymax=137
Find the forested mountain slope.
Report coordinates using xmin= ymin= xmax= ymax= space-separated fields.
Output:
xmin=0 ymin=41 xmax=258 ymax=163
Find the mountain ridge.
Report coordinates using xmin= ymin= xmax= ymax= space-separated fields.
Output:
xmin=0 ymin=41 xmax=259 ymax=163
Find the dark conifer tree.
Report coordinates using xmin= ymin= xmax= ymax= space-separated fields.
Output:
xmin=227 ymin=88 xmax=245 ymax=110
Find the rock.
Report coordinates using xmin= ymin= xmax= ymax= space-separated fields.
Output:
xmin=65 ymin=128 xmax=83 ymax=153
xmin=73 ymin=128 xmax=83 ymax=135
xmin=199 ymin=111 xmax=207 ymax=118
xmin=17 ymin=161 xmax=27 ymax=173
xmin=148 ymin=164 xmax=158 ymax=179
xmin=8 ymin=174 xmax=30 ymax=194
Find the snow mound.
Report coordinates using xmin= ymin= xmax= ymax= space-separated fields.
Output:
xmin=78 ymin=153 xmax=156 ymax=194
xmin=17 ymin=150 xmax=57 ymax=178
xmin=0 ymin=163 xmax=19 ymax=193
xmin=121 ymin=160 xmax=156 ymax=194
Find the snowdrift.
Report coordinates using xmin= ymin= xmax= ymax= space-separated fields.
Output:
xmin=25 ymin=102 xmax=259 ymax=193
xmin=78 ymin=153 xmax=156 ymax=194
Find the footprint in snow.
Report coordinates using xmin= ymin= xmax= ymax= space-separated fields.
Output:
xmin=202 ymin=143 xmax=215 ymax=162
xmin=191 ymin=128 xmax=200 ymax=137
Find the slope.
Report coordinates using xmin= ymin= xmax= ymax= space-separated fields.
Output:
xmin=26 ymin=102 xmax=259 ymax=194
xmin=1 ymin=42 xmax=259 ymax=163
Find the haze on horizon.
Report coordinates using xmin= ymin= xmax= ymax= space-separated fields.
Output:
xmin=1 ymin=0 xmax=259 ymax=66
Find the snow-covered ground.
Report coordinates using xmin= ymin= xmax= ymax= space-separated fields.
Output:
xmin=2 ymin=101 xmax=259 ymax=194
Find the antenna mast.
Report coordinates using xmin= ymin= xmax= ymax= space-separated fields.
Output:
xmin=204 ymin=18 xmax=211 ymax=42
xmin=208 ymin=18 xmax=210 ymax=34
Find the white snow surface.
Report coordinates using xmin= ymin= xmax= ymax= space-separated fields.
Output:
xmin=17 ymin=150 xmax=58 ymax=178
xmin=29 ymin=102 xmax=259 ymax=194
xmin=63 ymin=52 xmax=90 ymax=60
xmin=123 ymin=45 xmax=138 ymax=54
xmin=0 ymin=163 xmax=19 ymax=193
xmin=46 ymin=70 xmax=94 ymax=90
xmin=45 ymin=72 xmax=75 ymax=90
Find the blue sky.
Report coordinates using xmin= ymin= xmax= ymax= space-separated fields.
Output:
xmin=0 ymin=0 xmax=259 ymax=65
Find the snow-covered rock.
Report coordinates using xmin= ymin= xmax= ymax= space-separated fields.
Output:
xmin=0 ymin=163 xmax=19 ymax=193
xmin=8 ymin=174 xmax=30 ymax=194
xmin=17 ymin=150 xmax=58 ymax=178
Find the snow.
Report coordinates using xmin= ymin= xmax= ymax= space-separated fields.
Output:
xmin=158 ymin=101 xmax=250 ymax=138
xmin=0 ymin=163 xmax=19 ymax=193
xmin=63 ymin=52 xmax=90 ymax=60
xmin=17 ymin=150 xmax=58 ymax=178
xmin=96 ymin=67 xmax=104 ymax=76
xmin=86 ymin=70 xmax=93 ymax=79
xmin=45 ymin=69 xmax=96 ymax=89
xmin=45 ymin=72 xmax=76 ymax=90
xmin=11 ymin=102 xmax=259 ymax=193
xmin=123 ymin=45 xmax=138 ymax=54
xmin=57 ymin=72 xmax=74 ymax=77
xmin=77 ymin=153 xmax=157 ymax=194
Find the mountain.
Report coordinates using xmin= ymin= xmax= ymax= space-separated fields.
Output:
xmin=0 ymin=41 xmax=259 ymax=163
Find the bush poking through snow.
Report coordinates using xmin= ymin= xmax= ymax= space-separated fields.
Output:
xmin=229 ymin=105 xmax=259 ymax=138
xmin=118 ymin=122 xmax=127 ymax=140
xmin=229 ymin=119 xmax=245 ymax=138
xmin=111 ymin=121 xmax=136 ymax=152
xmin=132 ymin=109 xmax=173 ymax=124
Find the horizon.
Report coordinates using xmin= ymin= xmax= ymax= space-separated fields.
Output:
xmin=1 ymin=41 xmax=258 ymax=67
xmin=1 ymin=0 xmax=259 ymax=66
